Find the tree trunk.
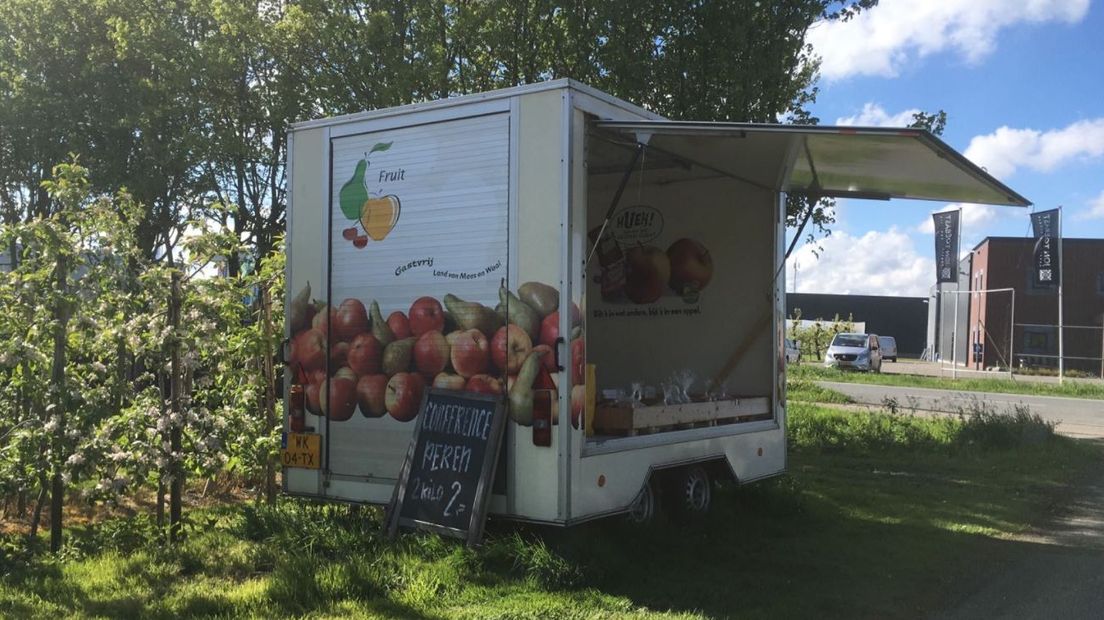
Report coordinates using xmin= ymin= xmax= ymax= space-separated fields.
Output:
xmin=49 ymin=253 xmax=68 ymax=553
xmin=169 ymin=270 xmax=183 ymax=543
xmin=29 ymin=483 xmax=47 ymax=540
xmin=261 ymin=282 xmax=278 ymax=505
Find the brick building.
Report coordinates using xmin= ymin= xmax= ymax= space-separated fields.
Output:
xmin=929 ymin=237 xmax=1104 ymax=373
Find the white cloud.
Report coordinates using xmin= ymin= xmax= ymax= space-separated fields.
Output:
xmin=1078 ymin=190 xmax=1104 ymax=220
xmin=807 ymin=0 xmax=1089 ymax=81
xmin=917 ymin=203 xmax=997 ymax=234
xmin=836 ymin=103 xmax=920 ymax=128
xmin=964 ymin=118 xmax=1104 ymax=179
xmin=789 ymin=227 xmax=933 ymax=297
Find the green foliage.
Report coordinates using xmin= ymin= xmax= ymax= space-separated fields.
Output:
xmin=786 ymin=309 xmax=857 ymax=360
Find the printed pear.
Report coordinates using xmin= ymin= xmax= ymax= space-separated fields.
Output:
xmin=339 ymin=160 xmax=369 ymax=221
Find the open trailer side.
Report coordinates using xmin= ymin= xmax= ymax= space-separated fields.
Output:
xmin=283 ymin=80 xmax=1029 ymax=525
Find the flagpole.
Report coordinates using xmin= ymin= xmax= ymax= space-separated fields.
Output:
xmin=952 ymin=207 xmax=962 ymax=380
xmin=1057 ymin=207 xmax=1064 ymax=384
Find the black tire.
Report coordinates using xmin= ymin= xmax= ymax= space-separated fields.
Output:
xmin=665 ymin=465 xmax=712 ymax=522
xmin=626 ymin=478 xmax=658 ymax=525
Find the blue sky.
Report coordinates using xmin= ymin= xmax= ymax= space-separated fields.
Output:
xmin=788 ymin=0 xmax=1104 ymax=296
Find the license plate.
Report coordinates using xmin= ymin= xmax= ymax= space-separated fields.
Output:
xmin=281 ymin=433 xmax=321 ymax=469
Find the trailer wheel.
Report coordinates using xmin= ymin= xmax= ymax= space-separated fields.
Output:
xmin=667 ymin=465 xmax=711 ymax=520
xmin=627 ymin=479 xmax=658 ymax=525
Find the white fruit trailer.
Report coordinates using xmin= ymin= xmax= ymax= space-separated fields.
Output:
xmin=282 ymin=80 xmax=1028 ymax=524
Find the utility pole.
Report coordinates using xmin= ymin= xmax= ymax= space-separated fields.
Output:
xmin=793 ymin=261 xmax=799 ymax=294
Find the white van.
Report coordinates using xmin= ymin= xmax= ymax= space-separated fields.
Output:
xmin=878 ymin=336 xmax=898 ymax=362
xmin=282 ymin=80 xmax=1028 ymax=524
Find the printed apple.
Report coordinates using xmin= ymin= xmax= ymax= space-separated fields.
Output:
xmin=624 ymin=245 xmax=670 ymax=304
xmin=329 ymin=341 xmax=350 ymax=368
xmin=386 ymin=372 xmax=425 ymax=422
xmin=537 ymin=306 xmax=583 ymax=349
xmin=447 ymin=329 xmax=490 ymax=377
xmin=305 ymin=381 xmax=322 ymax=415
xmin=465 ymin=374 xmax=503 ymax=395
xmin=492 ymin=324 xmax=532 ymax=374
xmin=387 ymin=311 xmax=412 ymax=339
xmin=346 ymin=333 xmax=383 ymax=376
xmin=432 ymin=372 xmax=467 ymax=390
xmin=291 ymin=328 xmax=327 ymax=372
xmin=334 ymin=366 xmax=357 ymax=383
xmin=408 ymin=296 xmax=445 ymax=337
xmin=532 ymin=344 xmax=556 ymax=373
xmin=307 ymin=369 xmax=326 ymax=386
xmin=356 ymin=374 xmax=388 ymax=418
xmin=667 ymin=238 xmax=713 ymax=293
xmin=334 ymin=299 xmax=369 ymax=340
xmin=571 ymin=338 xmax=585 ymax=385
xmin=413 ymin=330 xmax=450 ymax=377
xmin=320 ymin=376 xmax=357 ymax=421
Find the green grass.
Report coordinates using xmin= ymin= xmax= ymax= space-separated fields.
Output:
xmin=792 ymin=363 xmax=1104 ymax=400
xmin=787 ymin=378 xmax=854 ymax=404
xmin=2 ymin=405 xmax=1098 ymax=619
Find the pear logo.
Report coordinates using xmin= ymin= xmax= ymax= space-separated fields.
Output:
xmin=338 ymin=142 xmax=401 ymax=248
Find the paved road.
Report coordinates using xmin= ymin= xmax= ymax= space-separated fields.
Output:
xmin=816 ymin=381 xmax=1104 ymax=438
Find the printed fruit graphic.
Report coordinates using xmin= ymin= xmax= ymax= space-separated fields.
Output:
xmin=321 ymin=376 xmax=357 ymax=422
xmin=571 ymin=384 xmax=585 ymax=429
xmin=447 ymin=329 xmax=490 ymax=378
xmin=433 ymin=372 xmax=467 ymax=391
xmin=370 ymin=301 xmax=396 ymax=347
xmin=335 ymin=298 xmax=369 ymax=341
xmin=353 ymin=235 xmax=368 ymax=248
xmin=538 ymin=307 xmax=583 ymax=348
xmin=409 ymin=297 xmax=445 ymax=337
xmin=342 ymin=227 xmax=358 ymax=241
xmin=312 ymin=305 xmax=337 ymax=340
xmin=387 ymin=311 xmax=412 ymax=339
xmin=492 ymin=324 xmax=532 ymax=375
xmin=334 ymin=366 xmax=357 ymax=383
xmin=466 ymin=374 xmax=504 ymax=396
xmin=624 ymin=245 xmax=670 ymax=304
xmin=360 ymin=195 xmax=401 ymax=241
xmin=413 ymin=330 xmax=450 ymax=377
xmin=347 ymin=333 xmax=383 ymax=376
xmin=305 ymin=381 xmax=322 ymax=415
xmin=499 ymin=282 xmax=540 ymax=341
xmin=291 ymin=328 xmax=327 ymax=372
xmin=571 ymin=338 xmax=585 ymax=385
xmin=667 ymin=238 xmax=713 ymax=293
xmin=289 ymin=282 xmax=313 ymax=333
xmin=329 ymin=341 xmax=350 ymax=368
xmin=444 ymin=293 xmax=503 ymax=337
xmin=339 ymin=160 xmax=370 ymax=221
xmin=508 ymin=349 xmax=546 ymax=426
xmin=532 ymin=344 xmax=556 ymax=373
xmin=518 ymin=281 xmax=559 ymax=318
xmin=356 ymin=374 xmax=388 ymax=418
xmin=382 ymin=337 xmax=416 ymax=376
xmin=386 ymin=372 xmax=425 ymax=422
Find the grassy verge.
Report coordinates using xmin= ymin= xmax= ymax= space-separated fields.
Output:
xmin=792 ymin=363 xmax=1104 ymax=400
xmin=2 ymin=405 xmax=1098 ymax=619
xmin=787 ymin=378 xmax=853 ymax=404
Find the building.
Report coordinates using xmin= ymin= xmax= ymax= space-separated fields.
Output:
xmin=928 ymin=237 xmax=1104 ymax=372
xmin=786 ymin=293 xmax=929 ymax=357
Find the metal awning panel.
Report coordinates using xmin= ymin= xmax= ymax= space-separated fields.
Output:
xmin=594 ymin=121 xmax=1031 ymax=207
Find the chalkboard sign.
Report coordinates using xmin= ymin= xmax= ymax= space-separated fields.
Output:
xmin=386 ymin=388 xmax=506 ymax=545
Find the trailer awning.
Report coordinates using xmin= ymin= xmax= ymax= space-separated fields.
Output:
xmin=594 ymin=121 xmax=1030 ymax=207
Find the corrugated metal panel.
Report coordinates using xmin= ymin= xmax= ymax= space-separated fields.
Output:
xmin=327 ymin=112 xmax=510 ymax=480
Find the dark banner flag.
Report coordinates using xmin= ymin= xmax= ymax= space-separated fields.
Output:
xmin=1030 ymin=208 xmax=1061 ymax=288
xmin=933 ymin=210 xmax=960 ymax=284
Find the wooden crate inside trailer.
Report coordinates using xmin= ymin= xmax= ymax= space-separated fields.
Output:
xmin=593 ymin=396 xmax=771 ymax=436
